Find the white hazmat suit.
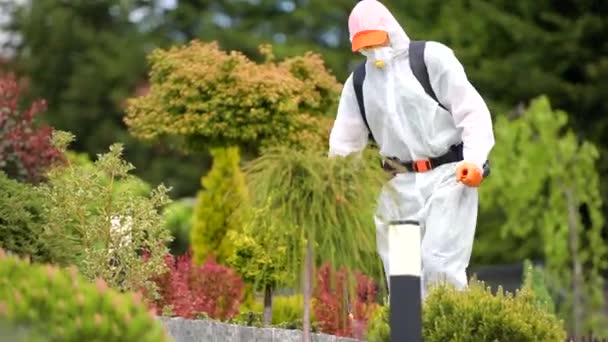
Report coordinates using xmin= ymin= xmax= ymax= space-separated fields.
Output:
xmin=328 ymin=0 xmax=495 ymax=298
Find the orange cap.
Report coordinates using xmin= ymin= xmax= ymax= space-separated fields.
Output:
xmin=351 ymin=30 xmax=389 ymax=52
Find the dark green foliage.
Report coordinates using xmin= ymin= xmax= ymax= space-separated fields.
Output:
xmin=0 ymin=172 xmax=49 ymax=261
xmin=162 ymin=199 xmax=194 ymax=256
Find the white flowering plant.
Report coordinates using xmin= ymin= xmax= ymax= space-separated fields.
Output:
xmin=37 ymin=132 xmax=172 ymax=294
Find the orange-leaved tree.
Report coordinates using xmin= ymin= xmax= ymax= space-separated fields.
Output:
xmin=124 ymin=40 xmax=340 ymax=154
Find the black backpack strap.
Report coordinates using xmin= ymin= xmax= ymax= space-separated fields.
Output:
xmin=352 ymin=61 xmax=375 ymax=142
xmin=409 ymin=40 xmax=448 ymax=112
xmin=410 ymin=40 xmax=490 ymax=177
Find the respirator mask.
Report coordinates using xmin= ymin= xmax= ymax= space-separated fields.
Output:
xmin=360 ymin=46 xmax=393 ymax=68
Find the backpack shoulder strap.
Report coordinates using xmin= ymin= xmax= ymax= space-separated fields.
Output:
xmin=409 ymin=40 xmax=448 ymax=112
xmin=410 ymin=41 xmax=490 ymax=175
xmin=352 ymin=61 xmax=375 ymax=142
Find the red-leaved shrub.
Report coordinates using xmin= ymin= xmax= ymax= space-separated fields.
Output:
xmin=0 ymin=73 xmax=63 ymax=183
xmin=149 ymin=250 xmax=244 ymax=320
xmin=313 ymin=263 xmax=379 ymax=339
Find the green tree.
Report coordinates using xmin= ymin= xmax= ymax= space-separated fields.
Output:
xmin=160 ymin=0 xmax=360 ymax=80
xmin=475 ymin=96 xmax=607 ymax=337
xmin=190 ymin=147 xmax=248 ymax=265
xmin=226 ymin=197 xmax=299 ymax=326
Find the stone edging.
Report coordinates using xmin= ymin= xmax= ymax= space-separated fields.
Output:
xmin=159 ymin=316 xmax=364 ymax=342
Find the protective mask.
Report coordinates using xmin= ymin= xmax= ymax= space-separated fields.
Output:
xmin=360 ymin=46 xmax=393 ymax=68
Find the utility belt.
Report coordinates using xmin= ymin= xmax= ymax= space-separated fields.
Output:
xmin=382 ymin=143 xmax=490 ymax=176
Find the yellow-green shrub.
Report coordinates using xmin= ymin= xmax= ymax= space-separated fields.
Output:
xmin=272 ymin=294 xmax=317 ymax=328
xmin=191 ymin=147 xmax=248 ymax=265
xmin=124 ymin=40 xmax=341 ymax=153
xmin=233 ymin=294 xmax=317 ymax=329
xmin=0 ymin=250 xmax=170 ymax=342
xmin=366 ymin=279 xmax=567 ymax=342
xmin=226 ymin=196 xmax=298 ymax=295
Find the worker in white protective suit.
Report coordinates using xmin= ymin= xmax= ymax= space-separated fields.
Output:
xmin=328 ymin=0 xmax=495 ymax=298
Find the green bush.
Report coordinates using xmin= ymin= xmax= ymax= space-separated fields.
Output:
xmin=365 ymin=304 xmax=389 ymax=342
xmin=366 ymin=279 xmax=567 ymax=342
xmin=226 ymin=196 xmax=299 ymax=312
xmin=65 ymin=151 xmax=152 ymax=198
xmin=191 ymin=147 xmax=248 ymax=265
xmin=38 ymin=135 xmax=172 ymax=294
xmin=235 ymin=294 xmax=316 ymax=328
xmin=124 ymin=41 xmax=341 ymax=153
xmin=522 ymin=260 xmax=556 ymax=314
xmin=272 ymin=294 xmax=315 ymax=327
xmin=0 ymin=249 xmax=170 ymax=341
xmin=162 ymin=199 xmax=194 ymax=255
xmin=0 ymin=172 xmax=50 ymax=261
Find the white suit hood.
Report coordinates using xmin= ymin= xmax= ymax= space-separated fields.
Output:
xmin=348 ymin=0 xmax=410 ymax=57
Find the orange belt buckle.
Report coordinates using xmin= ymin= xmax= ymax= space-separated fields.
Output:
xmin=413 ymin=160 xmax=432 ymax=172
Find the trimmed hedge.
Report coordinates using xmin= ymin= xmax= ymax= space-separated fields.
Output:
xmin=0 ymin=250 xmax=170 ymax=341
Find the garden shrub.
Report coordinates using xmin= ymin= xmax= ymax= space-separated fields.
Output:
xmin=272 ymin=294 xmax=307 ymax=326
xmin=232 ymin=294 xmax=318 ymax=330
xmin=124 ymin=41 xmax=340 ymax=153
xmin=38 ymin=135 xmax=172 ymax=294
xmin=65 ymin=150 xmax=152 ymax=198
xmin=0 ymin=172 xmax=50 ymax=261
xmin=226 ymin=199 xmax=295 ymax=290
xmin=313 ymin=263 xmax=378 ymax=339
xmin=191 ymin=146 xmax=248 ymax=265
xmin=228 ymin=310 xmax=264 ymax=328
xmin=0 ymin=249 xmax=170 ymax=342
xmin=149 ymin=251 xmax=244 ymax=321
xmin=365 ymin=304 xmax=389 ymax=342
xmin=365 ymin=279 xmax=567 ymax=342
xmin=244 ymin=147 xmax=388 ymax=333
xmin=226 ymin=195 xmax=299 ymax=324
xmin=162 ymin=199 xmax=194 ymax=255
xmin=522 ymin=259 xmax=556 ymax=314
xmin=0 ymin=73 xmax=63 ymax=183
